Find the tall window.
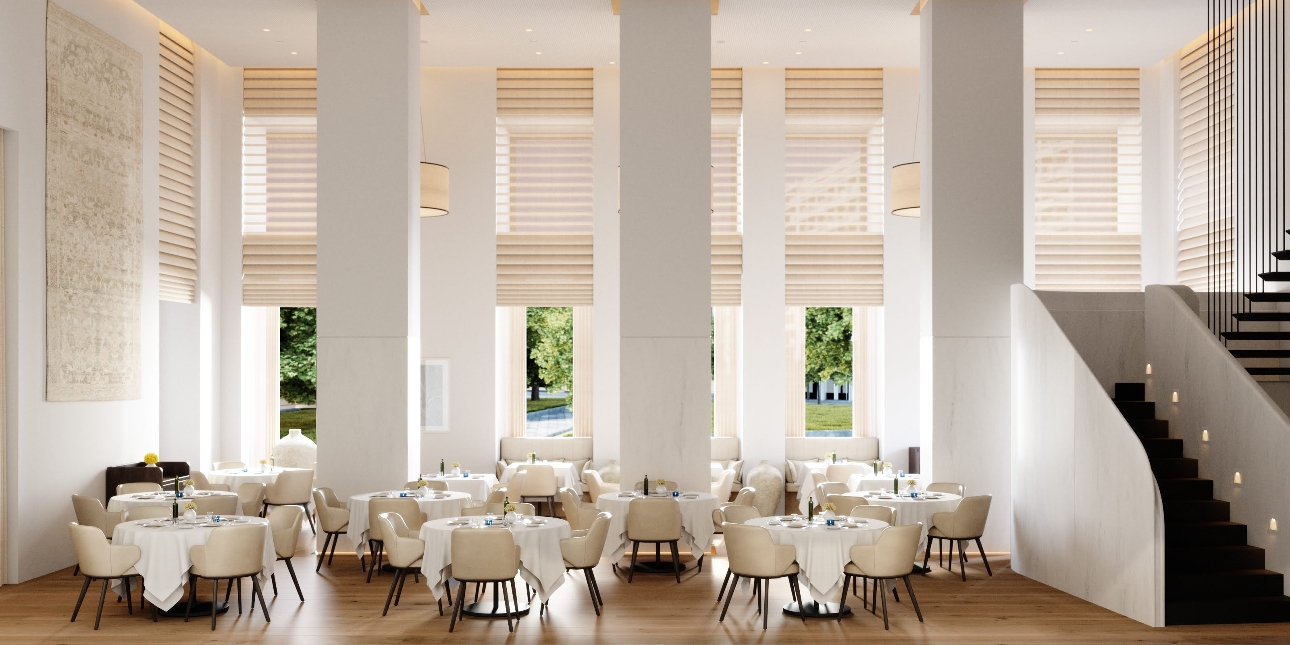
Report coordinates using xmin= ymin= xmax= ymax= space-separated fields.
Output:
xmin=524 ymin=307 xmax=573 ymax=437
xmin=158 ymin=25 xmax=197 ymax=303
xmin=712 ymin=69 xmax=743 ymax=439
xmin=804 ymin=307 xmax=853 ymax=437
xmin=1176 ymin=37 xmax=1233 ymax=290
xmin=1034 ymin=68 xmax=1143 ymax=291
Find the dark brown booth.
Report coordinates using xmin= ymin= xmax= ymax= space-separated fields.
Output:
xmin=104 ymin=461 xmax=190 ymax=503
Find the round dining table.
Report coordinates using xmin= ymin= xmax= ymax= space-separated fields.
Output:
xmin=419 ymin=473 xmax=498 ymax=502
xmin=207 ymin=466 xmax=310 ymax=488
xmin=110 ymin=516 xmax=275 ymax=613
xmin=595 ymin=491 xmax=720 ymax=570
xmin=744 ymin=515 xmax=888 ymax=618
xmin=837 ymin=490 xmax=962 ymax=550
xmin=420 ymin=515 xmax=572 ymax=616
xmin=346 ymin=490 xmax=472 ymax=558
xmin=847 ymin=473 xmax=925 ymax=493
xmin=107 ymin=490 xmax=241 ymax=515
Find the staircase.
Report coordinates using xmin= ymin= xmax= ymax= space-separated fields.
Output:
xmin=1112 ymin=382 xmax=1290 ymax=625
xmin=1218 ymin=233 xmax=1290 ymax=378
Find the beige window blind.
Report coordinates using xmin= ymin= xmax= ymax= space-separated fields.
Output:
xmin=1034 ymin=68 xmax=1143 ymax=291
xmin=712 ymin=68 xmax=743 ymax=307
xmin=242 ymin=68 xmax=317 ymax=306
xmin=496 ymin=69 xmax=594 ymax=306
xmin=784 ymin=69 xmax=884 ymax=307
xmin=1176 ymin=36 xmax=1232 ymax=290
xmin=158 ymin=25 xmax=197 ymax=303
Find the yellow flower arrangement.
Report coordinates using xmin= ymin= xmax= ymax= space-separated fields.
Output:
xmin=182 ymin=479 xmax=194 ymax=488
xmin=143 ymin=452 xmax=159 ymax=465
xmin=821 ymin=502 xmax=837 ymax=512
xmin=183 ymin=501 xmax=197 ymax=511
xmin=451 ymin=462 xmax=460 ymax=468
xmin=259 ymin=459 xmax=268 ymax=465
xmin=882 ymin=461 xmax=893 ymax=470
xmin=503 ymin=501 xmax=517 ymax=513
xmin=417 ymin=478 xmax=429 ymax=488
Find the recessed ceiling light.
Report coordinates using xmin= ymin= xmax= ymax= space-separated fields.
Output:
xmin=1086 ymin=28 xmax=1094 ymax=32
xmin=804 ymin=28 xmax=811 ymax=32
xmin=262 ymin=28 xmax=270 ymax=32
xmin=762 ymin=61 xmax=769 ymax=65
xmin=1057 ymin=51 xmax=1065 ymax=55
xmin=291 ymin=52 xmax=297 ymax=55
xmin=716 ymin=40 xmax=726 ymax=44
xmin=795 ymin=52 xmax=802 ymax=55
xmin=525 ymin=28 xmax=533 ymax=32
xmin=609 ymin=61 xmax=616 ymax=65
xmin=536 ymin=51 xmax=542 ymax=55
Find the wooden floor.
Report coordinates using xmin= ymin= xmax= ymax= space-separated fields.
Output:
xmin=3 ymin=535 xmax=1289 ymax=644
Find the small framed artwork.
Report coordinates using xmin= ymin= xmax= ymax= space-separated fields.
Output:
xmin=420 ymin=358 xmax=449 ymax=433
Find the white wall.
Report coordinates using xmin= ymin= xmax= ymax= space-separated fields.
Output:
xmin=419 ymin=67 xmax=497 ymax=476
xmin=1140 ymin=58 xmax=1177 ymax=287
xmin=1034 ymin=291 xmax=1147 ymax=397
xmin=592 ymin=67 xmax=621 ymax=469
xmin=159 ymin=301 xmax=200 ymax=464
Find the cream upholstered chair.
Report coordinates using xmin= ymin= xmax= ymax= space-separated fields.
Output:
xmin=484 ymin=501 xmax=536 ymax=516
xmin=405 ymin=480 xmax=449 ymax=491
xmin=447 ymin=527 xmax=522 ymax=632
xmin=193 ymin=495 xmax=239 ymax=516
xmin=559 ymin=487 xmax=598 ymax=530
xmin=124 ymin=506 xmax=171 ymax=521
xmin=460 ymin=505 xmax=487 ymax=516
xmin=923 ymin=494 xmax=992 ymax=581
xmin=377 ymin=513 xmax=433 ymax=617
xmin=558 ymin=511 xmax=612 ymax=616
xmin=812 ymin=482 xmax=850 ymax=510
xmin=711 ymin=469 xmax=736 ymax=501
xmin=840 ymin=523 xmax=924 ymax=629
xmin=268 ymin=505 xmax=305 ymax=602
xmin=926 ymin=482 xmax=965 ymax=497
xmin=826 ymin=463 xmax=867 ymax=483
xmin=186 ymin=524 xmax=270 ymax=630
xmin=585 ymin=469 xmax=619 ymax=500
xmin=237 ymin=482 xmax=267 ymax=517
xmin=849 ymin=504 xmax=896 ymax=525
xmin=312 ymin=488 xmax=350 ymax=571
xmin=116 ymin=482 xmax=162 ymax=496
xmin=366 ymin=497 xmax=427 ymax=583
xmin=719 ymin=523 xmax=806 ymax=630
xmin=262 ymin=469 xmax=315 ymax=533
xmin=68 ymin=523 xmax=142 ymax=629
xmin=519 ymin=465 xmax=558 ymax=516
xmin=730 ymin=487 xmax=755 ymax=506
xmin=213 ymin=461 xmax=245 ymax=470
xmin=632 ymin=479 xmax=678 ymax=492
xmin=827 ymin=494 xmax=868 ymax=516
xmin=72 ymin=495 xmax=123 ymax=541
xmin=485 ymin=489 xmax=507 ymax=504
xmin=625 ymin=497 xmax=684 ymax=583
xmin=189 ymin=471 xmax=230 ymax=492
xmin=711 ymin=502 xmax=761 ymax=535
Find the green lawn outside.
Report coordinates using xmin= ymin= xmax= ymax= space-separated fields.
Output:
xmin=280 ymin=408 xmax=317 ymax=443
xmin=526 ymin=397 xmax=570 ymax=414
xmin=805 ymin=403 xmax=852 ymax=431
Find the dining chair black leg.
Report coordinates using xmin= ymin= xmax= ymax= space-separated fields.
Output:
xmin=366 ymin=543 xmax=378 ymax=583
xmin=892 ymin=579 xmax=900 ymax=603
xmin=473 ymin=582 xmax=482 ymax=603
xmin=210 ymin=578 xmax=219 ymax=630
xmin=317 ymin=533 xmax=331 ymax=572
xmin=698 ymin=554 xmax=704 ymax=573
xmin=303 ymin=506 xmax=315 ymax=534
xmin=184 ymin=574 xmax=197 ymax=622
xmin=329 ymin=533 xmax=341 ymax=565
xmin=871 ymin=578 xmax=878 ymax=615
xmin=923 ymin=538 xmax=933 ymax=570
xmin=837 ymin=574 xmax=850 ymax=624
xmin=510 ymin=580 xmax=522 ymax=626
xmin=437 ymin=596 xmax=443 ymax=616
xmin=862 ymin=574 xmax=868 ymax=610
xmin=271 ymin=572 xmax=278 ymax=596
xmin=93 ymin=579 xmax=108 ymax=630
xmin=762 ymin=578 xmax=770 ymax=630
xmin=71 ymin=575 xmax=92 ymax=622
xmin=394 ymin=568 xmax=408 ymax=606
xmin=448 ymin=581 xmax=465 ymax=632
xmin=718 ymin=574 xmax=739 ymax=622
xmin=792 ymin=575 xmax=806 ymax=624
xmin=501 ymin=579 xmax=514 ymax=633
xmin=939 ymin=538 xmax=944 ymax=567
xmin=590 ymin=568 xmax=604 ymax=607
xmin=668 ymin=541 xmax=681 ymax=583
xmin=125 ymin=577 xmax=135 ymax=614
xmin=73 ymin=564 xmax=80 ymax=577
xmin=879 ymin=579 xmax=890 ymax=630
xmin=254 ymin=577 xmax=271 ymax=622
xmin=583 ymin=569 xmax=600 ymax=615
xmin=959 ymin=540 xmax=968 ymax=581
xmin=383 ymin=570 xmax=401 ymax=615
xmin=286 ymin=558 xmax=304 ymax=601
xmin=717 ymin=570 xmax=732 ymax=602
xmin=903 ymin=576 xmax=924 ymax=622
xmin=975 ymin=538 xmax=993 ymax=576
xmin=628 ymin=542 xmax=640 ymax=583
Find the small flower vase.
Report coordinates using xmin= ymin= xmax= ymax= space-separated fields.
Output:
xmin=655 ymin=485 xmax=667 ymax=496
xmin=822 ymin=510 xmax=836 ymax=520
xmin=417 ymin=486 xmax=429 ymax=498
xmin=883 ymin=466 xmax=892 ymax=476
xmin=183 ymin=509 xmax=197 ymax=522
xmin=452 ymin=467 xmax=461 ymax=476
xmin=184 ymin=484 xmax=196 ymax=497
xmin=146 ymin=463 xmax=158 ymax=468
xmin=504 ymin=510 xmax=519 ymax=525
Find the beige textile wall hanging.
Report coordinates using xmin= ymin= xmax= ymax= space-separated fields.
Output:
xmin=45 ymin=2 xmax=143 ymax=401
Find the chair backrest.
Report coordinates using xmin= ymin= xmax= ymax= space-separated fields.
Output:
xmin=378 ymin=513 xmax=424 ymax=568
xmin=316 ymin=486 xmax=344 ymax=509
xmin=194 ymin=495 xmax=240 ymax=516
xmin=265 ymin=469 xmax=313 ymax=505
xmin=945 ymin=494 xmax=991 ymax=538
xmin=68 ymin=523 xmax=139 ymax=578
xmin=558 ymin=487 xmax=582 ymax=513
xmin=313 ymin=489 xmax=349 ymax=533
xmin=585 ymin=469 xmax=618 ymax=499
xmin=626 ymin=498 xmax=682 ymax=541
xmin=194 ymin=524 xmax=265 ymax=577
xmin=562 ymin=511 xmax=612 ymax=568
xmin=827 ymin=494 xmax=868 ymax=516
xmin=460 ymin=505 xmax=486 ymax=516
xmin=237 ymin=483 xmax=267 ymax=517
xmin=731 ymin=487 xmax=755 ymax=506
xmin=850 ymin=523 xmax=923 ymax=578
xmin=825 ymin=463 xmax=867 ymax=483
xmin=213 ymin=461 xmax=245 ymax=471
xmin=450 ymin=527 xmax=519 ymax=581
xmin=506 ymin=471 xmax=528 ymax=498
xmin=369 ymin=497 xmax=424 ymax=541
xmin=484 ymin=501 xmax=536 ymax=516
xmin=720 ymin=504 xmax=761 ymax=524
xmin=125 ymin=506 xmax=172 ymax=521
xmin=269 ymin=505 xmax=304 ymax=558
xmin=849 ymin=504 xmax=895 ymax=525
xmin=711 ymin=469 xmax=736 ymax=500
xmin=485 ymin=489 xmax=507 ymax=504
xmin=814 ymin=482 xmax=850 ymax=503
xmin=631 ymin=479 xmax=678 ymax=492
xmin=520 ymin=465 xmax=557 ymax=497
xmin=926 ymin=482 xmax=965 ymax=497
xmin=189 ymin=471 xmax=212 ymax=489
xmin=723 ymin=523 xmax=793 ymax=578
xmin=71 ymin=495 xmax=108 ymax=531
xmin=117 ymin=482 xmax=162 ymax=496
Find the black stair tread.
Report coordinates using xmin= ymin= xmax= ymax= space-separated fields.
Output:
xmin=1230 ymin=349 xmax=1290 ymax=358
xmin=1113 ymin=382 xmax=1146 ymax=401
xmin=1131 ymin=419 xmax=1170 ymax=439
xmin=1246 ymin=367 xmax=1290 ymax=375
xmin=1164 ymin=499 xmax=1230 ymax=522
xmin=1150 ymin=458 xmax=1198 ymax=479
xmin=1274 ymin=249 xmax=1290 ymax=260
xmin=1258 ymin=272 xmax=1290 ymax=282
xmin=1165 ymin=521 xmax=1247 ymax=547
xmin=1141 ymin=438 xmax=1184 ymax=458
xmin=1222 ymin=331 xmax=1290 ymax=340
xmin=1233 ymin=311 xmax=1290 ymax=321
xmin=1245 ymin=292 xmax=1290 ymax=302
xmin=1114 ymin=400 xmax=1156 ymax=419
xmin=1158 ymin=478 xmax=1214 ymax=500
xmin=1167 ymin=570 xmax=1286 ymax=600
xmin=1166 ymin=596 xmax=1290 ymax=625
xmin=1167 ymin=545 xmax=1266 ymax=572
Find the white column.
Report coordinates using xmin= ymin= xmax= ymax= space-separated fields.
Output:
xmin=1140 ymin=59 xmax=1177 ymax=286
xmin=619 ymin=0 xmax=711 ymax=493
xmin=784 ymin=307 xmax=805 ymax=438
xmin=920 ymin=0 xmax=1023 ymax=551
xmin=573 ymin=306 xmax=594 ymax=438
xmin=315 ymin=0 xmax=420 ymax=496
xmin=592 ymin=67 xmax=621 ymax=468
xmin=712 ymin=306 xmax=740 ymax=438
xmin=741 ymin=67 xmax=788 ymax=483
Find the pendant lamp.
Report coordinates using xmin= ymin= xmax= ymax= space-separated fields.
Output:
xmin=420 ymin=162 xmax=449 ymax=217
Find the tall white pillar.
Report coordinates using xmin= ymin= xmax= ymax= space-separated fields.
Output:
xmin=920 ymin=0 xmax=1023 ymax=551
xmin=618 ymin=0 xmax=711 ymax=493
xmin=315 ymin=0 xmax=420 ymax=496
xmin=592 ymin=67 xmax=621 ymax=468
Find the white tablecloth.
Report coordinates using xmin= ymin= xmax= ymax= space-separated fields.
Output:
xmin=107 ymin=491 xmax=240 ymax=514
xmin=846 ymin=472 xmax=923 ymax=493
xmin=838 ymin=491 xmax=961 ymax=548
xmin=420 ymin=517 xmax=572 ymax=603
xmin=111 ymin=517 xmax=275 ymax=611
xmin=347 ymin=491 xmax=472 ymax=557
xmin=499 ymin=461 xmax=583 ymax=494
xmin=595 ymin=492 xmax=720 ymax=560
xmin=745 ymin=516 xmax=887 ymax=602
xmin=207 ymin=466 xmax=310 ymax=488
xmin=420 ymin=474 xmax=498 ymax=502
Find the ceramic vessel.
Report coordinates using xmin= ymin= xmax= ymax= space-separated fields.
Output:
xmin=452 ymin=467 xmax=461 ymax=476
xmin=183 ymin=484 xmax=196 ymax=497
xmin=273 ymin=427 xmax=317 ymax=469
xmin=183 ymin=509 xmax=197 ymax=521
xmin=746 ymin=460 xmax=784 ymax=517
xmin=597 ymin=460 xmax=620 ymax=484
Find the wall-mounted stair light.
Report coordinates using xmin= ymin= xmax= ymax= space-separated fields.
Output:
xmin=1145 ymin=364 xmax=1152 ymax=375
xmin=1202 ymin=429 xmax=1209 ymax=442
xmin=1172 ymin=391 xmax=1179 ymax=403
xmin=1272 ymin=518 xmax=1279 ymax=532
xmin=1234 ymin=472 xmax=1242 ymax=485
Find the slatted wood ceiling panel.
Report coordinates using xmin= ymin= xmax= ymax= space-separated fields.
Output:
xmin=159 ymin=25 xmax=197 ymax=303
xmin=1177 ymin=36 xmax=1233 ymax=290
xmin=1034 ymin=68 xmax=1143 ymax=291
xmin=242 ymin=68 xmax=317 ymax=306
xmin=712 ymin=68 xmax=742 ymax=307
xmin=784 ymin=69 xmax=884 ymax=307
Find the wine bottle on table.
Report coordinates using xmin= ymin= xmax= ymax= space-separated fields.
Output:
xmin=440 ymin=459 xmax=444 ymax=476
xmin=808 ymin=497 xmax=814 ymax=522
xmin=644 ymin=475 xmax=650 ymax=496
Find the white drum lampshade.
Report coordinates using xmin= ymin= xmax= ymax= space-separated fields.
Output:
xmin=891 ymin=161 xmax=920 ymax=218
xmin=420 ymin=162 xmax=449 ymax=217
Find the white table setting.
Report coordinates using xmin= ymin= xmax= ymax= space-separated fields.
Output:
xmin=847 ymin=471 xmax=924 ymax=493
xmin=110 ymin=515 xmax=275 ymax=613
xmin=794 ymin=464 xmax=875 ymax=515
xmin=837 ymin=489 xmax=962 ymax=552
xmin=207 ymin=466 xmax=310 ymax=488
xmin=106 ymin=490 xmax=240 ymax=514
xmin=499 ymin=461 xmax=583 ymax=494
xmin=420 ymin=514 xmax=572 ymax=616
xmin=595 ymin=491 xmax=720 ymax=566
xmin=745 ymin=514 xmax=888 ymax=617
xmin=419 ymin=472 xmax=498 ymax=502
xmin=346 ymin=490 xmax=472 ymax=558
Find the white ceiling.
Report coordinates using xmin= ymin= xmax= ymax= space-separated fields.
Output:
xmin=134 ymin=0 xmax=1208 ymax=70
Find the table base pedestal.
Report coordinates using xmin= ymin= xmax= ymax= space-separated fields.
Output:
xmin=462 ymin=599 xmax=530 ymax=618
xmin=158 ymin=601 xmax=229 ymax=618
xmin=782 ymin=601 xmax=851 ymax=619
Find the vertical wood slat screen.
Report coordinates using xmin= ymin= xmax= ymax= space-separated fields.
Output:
xmin=784 ymin=69 xmax=884 ymax=306
xmin=496 ymin=69 xmax=594 ymax=306
xmin=1176 ymin=37 xmax=1232 ymax=290
xmin=158 ymin=25 xmax=197 ymax=303
xmin=242 ymin=68 xmax=317 ymax=306
xmin=712 ymin=69 xmax=743 ymax=306
xmin=1034 ymin=68 xmax=1143 ymax=291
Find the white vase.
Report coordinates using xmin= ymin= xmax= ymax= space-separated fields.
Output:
xmin=183 ymin=509 xmax=197 ymax=521
xmin=883 ymin=467 xmax=893 ymax=476
xmin=746 ymin=460 xmax=784 ymax=518
xmin=452 ymin=467 xmax=461 ymax=476
xmin=273 ymin=427 xmax=317 ymax=469
xmin=655 ymin=485 xmax=668 ymax=496
xmin=183 ymin=484 xmax=196 ymax=497
xmin=822 ymin=510 xmax=836 ymax=520
xmin=597 ymin=460 xmax=620 ymax=484
xmin=505 ymin=510 xmax=519 ymax=524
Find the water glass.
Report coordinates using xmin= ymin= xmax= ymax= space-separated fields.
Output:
xmin=671 ymin=490 xmax=680 ymax=498
xmin=826 ymin=518 xmax=836 ymax=527
xmin=484 ymin=517 xmax=494 ymax=527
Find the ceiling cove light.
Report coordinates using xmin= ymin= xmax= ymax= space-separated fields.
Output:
xmin=796 ymin=52 xmax=802 ymax=55
xmin=291 ymin=52 xmax=297 ymax=55
xmin=762 ymin=61 xmax=769 ymax=65
xmin=262 ymin=28 xmax=270 ymax=32
xmin=1057 ymin=51 xmax=1065 ymax=55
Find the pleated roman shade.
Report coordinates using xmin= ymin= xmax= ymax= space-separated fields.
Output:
xmin=1034 ymin=68 xmax=1143 ymax=291
xmin=241 ymin=68 xmax=317 ymax=306
xmin=784 ymin=69 xmax=884 ymax=307
xmin=1176 ymin=37 xmax=1232 ymax=290
xmin=495 ymin=68 xmax=594 ymax=306
xmin=712 ymin=68 xmax=743 ymax=307
xmin=158 ymin=25 xmax=197 ymax=303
